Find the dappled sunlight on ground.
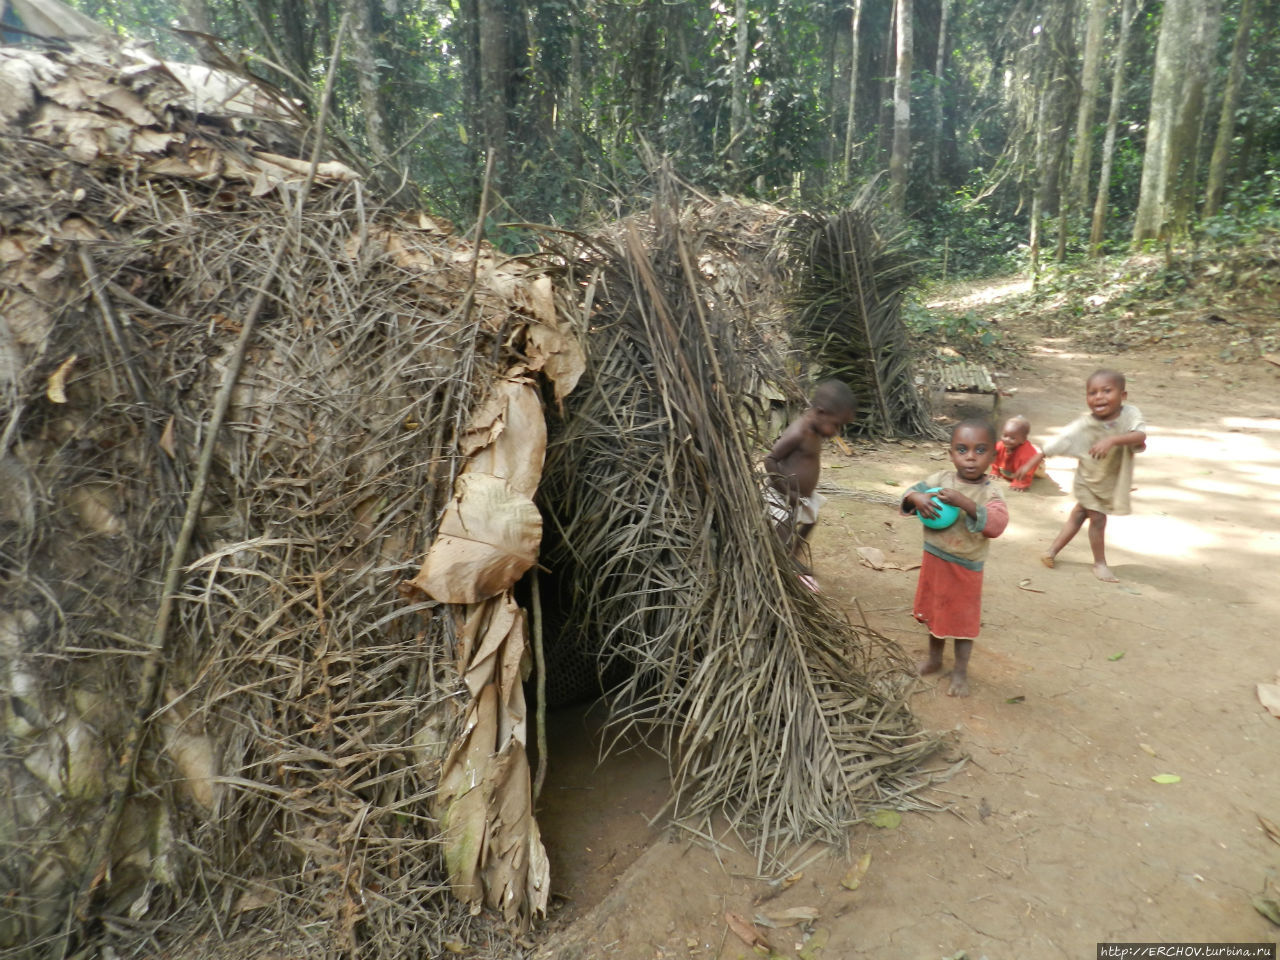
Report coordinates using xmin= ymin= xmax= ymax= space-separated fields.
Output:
xmin=924 ymin=276 xmax=1032 ymax=311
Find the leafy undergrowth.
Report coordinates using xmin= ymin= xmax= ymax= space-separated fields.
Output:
xmin=914 ymin=226 xmax=1280 ymax=369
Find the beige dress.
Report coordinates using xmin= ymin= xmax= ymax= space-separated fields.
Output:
xmin=1042 ymin=404 xmax=1146 ymax=515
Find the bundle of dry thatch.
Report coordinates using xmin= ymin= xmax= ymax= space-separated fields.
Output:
xmin=1 ymin=39 xmax=580 ymax=958
xmin=537 ymin=191 xmax=943 ymax=864
xmin=1 ymin=25 xmax=944 ymax=960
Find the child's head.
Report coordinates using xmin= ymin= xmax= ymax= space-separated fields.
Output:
xmin=807 ymin=379 xmax=856 ymax=437
xmin=1085 ymin=369 xmax=1127 ymax=421
xmin=949 ymin=418 xmax=997 ymax=481
xmin=1000 ymin=415 xmax=1031 ymax=450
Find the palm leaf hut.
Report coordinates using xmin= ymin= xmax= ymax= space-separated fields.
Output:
xmin=0 ymin=30 xmax=940 ymax=960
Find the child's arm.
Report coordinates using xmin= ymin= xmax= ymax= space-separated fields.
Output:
xmin=1008 ymin=444 xmax=1038 ymax=490
xmin=1014 ymin=449 xmax=1045 ymax=482
xmin=763 ymin=426 xmax=803 ymax=500
xmin=934 ymin=488 xmax=1009 ymax=537
xmin=1088 ymin=430 xmax=1146 ymax=459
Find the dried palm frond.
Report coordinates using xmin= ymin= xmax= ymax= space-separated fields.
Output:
xmin=538 ymin=190 xmax=943 ymax=865
xmin=0 ymin=44 xmax=564 ymax=958
xmin=783 ymin=197 xmax=941 ymax=439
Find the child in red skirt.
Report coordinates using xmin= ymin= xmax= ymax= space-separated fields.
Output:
xmin=902 ymin=419 xmax=1008 ymax=697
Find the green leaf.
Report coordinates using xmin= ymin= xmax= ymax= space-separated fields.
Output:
xmin=1253 ymin=897 xmax=1280 ymax=926
xmin=1108 ymin=651 xmax=1125 ymax=661
xmin=867 ymin=809 xmax=901 ymax=829
xmin=1151 ymin=774 xmax=1181 ymax=784
xmin=1005 ymin=695 xmax=1025 ymax=704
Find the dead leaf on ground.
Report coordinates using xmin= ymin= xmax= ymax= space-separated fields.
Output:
xmin=755 ymin=905 xmax=819 ymax=928
xmin=855 ymin=546 xmax=917 ymax=572
xmin=724 ymin=911 xmax=771 ymax=950
xmin=867 ymin=809 xmax=901 ymax=829
xmin=1256 ymin=682 xmax=1280 ymax=719
xmin=1258 ymin=815 xmax=1280 ymax=847
xmin=1254 ymin=896 xmax=1280 ymax=926
xmin=840 ymin=852 xmax=871 ymax=891
xmin=1015 ymin=578 xmax=1045 ymax=593
xmin=1138 ymin=742 xmax=1158 ymax=758
xmin=856 ymin=546 xmax=886 ymax=570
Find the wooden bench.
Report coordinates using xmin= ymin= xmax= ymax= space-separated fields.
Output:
xmin=930 ymin=359 xmax=1003 ymax=421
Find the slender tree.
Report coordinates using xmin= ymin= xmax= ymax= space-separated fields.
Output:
xmin=888 ymin=0 xmax=912 ymax=216
xmin=730 ymin=0 xmax=749 ymax=170
xmin=929 ymin=0 xmax=951 ymax=184
xmin=1055 ymin=0 xmax=1106 ymax=260
xmin=1133 ymin=0 xmax=1224 ymax=243
xmin=843 ymin=0 xmax=864 ymax=179
xmin=1204 ymin=0 xmax=1256 ymax=217
xmin=1089 ymin=0 xmax=1136 ymax=254
xmin=345 ymin=0 xmax=390 ymax=163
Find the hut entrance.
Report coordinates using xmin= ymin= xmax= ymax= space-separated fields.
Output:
xmin=531 ymin=700 xmax=669 ymax=918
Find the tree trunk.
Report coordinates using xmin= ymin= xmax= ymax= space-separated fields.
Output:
xmin=843 ymin=0 xmax=864 ymax=179
xmin=1203 ymin=0 xmax=1255 ymax=217
xmin=888 ymin=0 xmax=912 ymax=216
xmin=1090 ymin=0 xmax=1136 ymax=254
xmin=1133 ymin=0 xmax=1223 ymax=243
xmin=1066 ymin=0 xmax=1107 ymax=213
xmin=1166 ymin=0 xmax=1222 ymax=232
xmin=730 ymin=0 xmax=749 ymax=170
xmin=478 ymin=0 xmax=512 ymax=193
xmin=345 ymin=0 xmax=390 ymax=162
xmin=878 ymin=0 xmax=897 ymax=161
xmin=929 ymin=0 xmax=950 ymax=184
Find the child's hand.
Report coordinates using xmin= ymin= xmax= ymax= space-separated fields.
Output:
xmin=937 ymin=488 xmax=976 ymax=516
xmin=906 ymin=491 xmax=940 ymax=518
xmin=1089 ymin=436 xmax=1117 ymax=458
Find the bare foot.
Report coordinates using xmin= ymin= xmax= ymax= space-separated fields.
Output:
xmin=1040 ymin=554 xmax=1056 ymax=569
xmin=947 ymin=674 xmax=970 ymax=697
xmin=917 ymin=658 xmax=943 ymax=677
xmin=1092 ymin=562 xmax=1119 ymax=583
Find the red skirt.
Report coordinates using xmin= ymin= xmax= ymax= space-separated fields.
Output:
xmin=912 ymin=551 xmax=985 ymax=640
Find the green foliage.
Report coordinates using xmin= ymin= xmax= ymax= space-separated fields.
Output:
xmin=907 ymin=188 xmax=1026 ymax=279
xmin=1199 ymin=171 xmax=1280 ymax=245
xmin=903 ymin=302 xmax=1003 ymax=350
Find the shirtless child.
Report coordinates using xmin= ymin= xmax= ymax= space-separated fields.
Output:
xmin=764 ymin=380 xmax=856 ymax=590
xmin=1016 ymin=369 xmax=1147 ymax=582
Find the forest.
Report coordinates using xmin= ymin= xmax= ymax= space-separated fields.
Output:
xmin=64 ymin=0 xmax=1280 ymax=274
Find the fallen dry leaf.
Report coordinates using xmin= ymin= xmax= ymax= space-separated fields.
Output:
xmin=840 ymin=852 xmax=871 ymax=891
xmin=755 ymin=905 xmax=819 ymax=928
xmin=46 ymin=353 xmax=77 ymax=403
xmin=1259 ymin=815 xmax=1280 ymax=847
xmin=856 ymin=546 xmax=886 ymax=570
xmin=159 ymin=415 xmax=177 ymax=458
xmin=1016 ymin=578 xmax=1045 ymax=593
xmin=1256 ymin=682 xmax=1280 ymax=719
xmin=725 ymin=911 xmax=771 ymax=950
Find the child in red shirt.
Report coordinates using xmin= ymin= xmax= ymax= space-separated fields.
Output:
xmin=990 ymin=415 xmax=1041 ymax=492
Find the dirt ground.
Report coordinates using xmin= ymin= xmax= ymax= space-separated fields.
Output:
xmin=533 ymin=282 xmax=1280 ymax=959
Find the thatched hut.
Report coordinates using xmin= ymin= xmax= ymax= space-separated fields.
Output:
xmin=0 ymin=26 xmax=941 ymax=960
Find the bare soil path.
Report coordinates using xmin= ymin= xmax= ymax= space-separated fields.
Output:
xmin=535 ymin=305 xmax=1280 ymax=958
